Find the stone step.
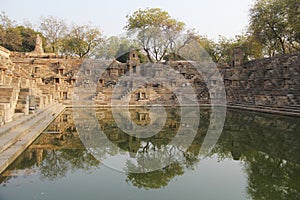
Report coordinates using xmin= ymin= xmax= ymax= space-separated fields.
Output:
xmin=0 ymin=103 xmax=65 ymax=174
xmin=0 ymin=103 xmax=64 ymax=154
xmin=230 ymin=103 xmax=300 ymax=115
xmin=95 ymin=102 xmax=109 ymax=106
xmin=15 ymin=108 xmax=28 ymax=113
xmin=0 ymin=103 xmax=59 ymax=138
xmin=0 ymin=88 xmax=14 ymax=96
xmin=0 ymin=96 xmax=12 ymax=103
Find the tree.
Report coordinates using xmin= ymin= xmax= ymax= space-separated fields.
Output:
xmin=16 ymin=26 xmax=39 ymax=52
xmin=0 ymin=12 xmax=21 ymax=51
xmin=114 ymin=39 xmax=147 ymax=63
xmin=126 ymin=162 xmax=184 ymax=189
xmin=125 ymin=8 xmax=185 ymax=62
xmin=215 ymin=35 xmax=263 ymax=64
xmin=1 ymin=27 xmax=22 ymax=51
xmin=0 ymin=11 xmax=15 ymax=29
xmin=61 ymin=24 xmax=102 ymax=58
xmin=0 ymin=12 xmax=40 ymax=52
xmin=95 ymin=36 xmax=138 ymax=60
xmin=249 ymin=0 xmax=300 ymax=56
xmin=174 ymin=31 xmax=219 ymax=62
xmin=95 ymin=36 xmax=122 ymax=59
xmin=39 ymin=16 xmax=67 ymax=53
xmin=0 ymin=25 xmax=5 ymax=45
xmin=174 ymin=32 xmax=263 ymax=65
xmin=285 ymin=0 xmax=300 ymax=49
xmin=0 ymin=25 xmax=40 ymax=52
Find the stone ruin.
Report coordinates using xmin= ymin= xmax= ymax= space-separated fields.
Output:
xmin=85 ymin=49 xmax=300 ymax=114
xmin=1 ymin=40 xmax=300 ymax=126
xmin=0 ymin=40 xmax=82 ymax=125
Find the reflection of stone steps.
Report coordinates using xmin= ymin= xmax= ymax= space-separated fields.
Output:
xmin=0 ymin=102 xmax=65 ymax=174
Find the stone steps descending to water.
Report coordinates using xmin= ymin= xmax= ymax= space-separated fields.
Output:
xmin=0 ymin=102 xmax=65 ymax=174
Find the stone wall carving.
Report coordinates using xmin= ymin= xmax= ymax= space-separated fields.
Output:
xmin=221 ymin=53 xmax=300 ymax=113
xmin=0 ymin=45 xmax=82 ymax=125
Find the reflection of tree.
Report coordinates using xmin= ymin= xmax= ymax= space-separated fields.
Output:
xmin=124 ymin=138 xmax=201 ymax=189
xmin=244 ymin=151 xmax=300 ymax=200
xmin=60 ymin=149 xmax=100 ymax=172
xmin=205 ymin=109 xmax=300 ymax=200
xmin=126 ymin=161 xmax=184 ymax=190
xmin=182 ymin=147 xmax=200 ymax=170
xmin=2 ymin=107 xmax=300 ymax=199
xmin=39 ymin=150 xmax=69 ymax=180
xmin=39 ymin=149 xmax=100 ymax=181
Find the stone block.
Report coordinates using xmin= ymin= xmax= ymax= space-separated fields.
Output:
xmin=254 ymin=95 xmax=268 ymax=106
xmin=0 ymin=87 xmax=13 ymax=96
xmin=0 ymin=96 xmax=12 ymax=103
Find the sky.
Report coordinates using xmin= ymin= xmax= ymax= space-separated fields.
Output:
xmin=1 ymin=0 xmax=254 ymax=40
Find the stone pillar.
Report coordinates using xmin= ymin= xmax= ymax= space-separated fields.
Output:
xmin=0 ymin=69 xmax=5 ymax=85
xmin=232 ymin=47 xmax=244 ymax=67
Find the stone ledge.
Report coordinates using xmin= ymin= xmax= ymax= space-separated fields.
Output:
xmin=0 ymin=103 xmax=65 ymax=174
xmin=228 ymin=104 xmax=300 ymax=117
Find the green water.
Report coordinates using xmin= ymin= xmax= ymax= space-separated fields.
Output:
xmin=0 ymin=108 xmax=299 ymax=200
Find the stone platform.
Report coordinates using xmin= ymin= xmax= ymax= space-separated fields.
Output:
xmin=0 ymin=103 xmax=65 ymax=174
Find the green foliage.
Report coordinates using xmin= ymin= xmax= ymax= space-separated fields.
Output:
xmin=115 ymin=41 xmax=134 ymax=61
xmin=174 ymin=32 xmax=262 ymax=65
xmin=115 ymin=44 xmax=133 ymax=63
xmin=0 ymin=11 xmax=15 ymax=29
xmin=0 ymin=26 xmax=40 ymax=52
xmin=0 ymin=13 xmax=39 ymax=52
xmin=39 ymin=16 xmax=68 ymax=53
xmin=61 ymin=24 xmax=102 ymax=58
xmin=175 ymin=32 xmax=218 ymax=62
xmin=213 ymin=34 xmax=263 ymax=65
xmin=96 ymin=36 xmax=123 ymax=59
xmin=285 ymin=0 xmax=300 ymax=44
xmin=1 ymin=1 xmax=299 ymax=61
xmin=116 ymin=49 xmax=146 ymax=64
xmin=126 ymin=161 xmax=184 ymax=189
xmin=95 ymin=36 xmax=142 ymax=61
xmin=16 ymin=26 xmax=38 ymax=52
xmin=125 ymin=8 xmax=185 ymax=62
xmin=249 ymin=0 xmax=300 ymax=56
xmin=0 ymin=27 xmax=22 ymax=51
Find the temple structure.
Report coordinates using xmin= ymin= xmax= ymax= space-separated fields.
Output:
xmin=1 ymin=38 xmax=300 ymax=126
xmin=0 ymin=37 xmax=81 ymax=125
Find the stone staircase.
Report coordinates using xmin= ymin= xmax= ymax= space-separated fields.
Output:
xmin=0 ymin=86 xmax=20 ymax=125
xmin=15 ymin=88 xmax=30 ymax=114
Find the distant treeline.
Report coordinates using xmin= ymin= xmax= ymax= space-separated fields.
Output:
xmin=0 ymin=0 xmax=299 ymax=62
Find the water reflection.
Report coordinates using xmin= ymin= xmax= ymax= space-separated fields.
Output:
xmin=0 ymin=108 xmax=299 ymax=199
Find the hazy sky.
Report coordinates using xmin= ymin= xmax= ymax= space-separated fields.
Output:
xmin=1 ymin=0 xmax=253 ymax=40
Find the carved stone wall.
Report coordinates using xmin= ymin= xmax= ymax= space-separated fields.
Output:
xmin=221 ymin=53 xmax=300 ymax=112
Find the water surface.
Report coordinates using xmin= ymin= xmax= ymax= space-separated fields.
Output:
xmin=0 ymin=108 xmax=299 ymax=200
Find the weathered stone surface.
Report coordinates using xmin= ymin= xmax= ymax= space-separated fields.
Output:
xmin=1 ymin=43 xmax=300 ymax=125
xmin=0 ymin=43 xmax=82 ymax=126
xmin=91 ymin=51 xmax=300 ymax=114
xmin=222 ymin=53 xmax=300 ymax=111
xmin=32 ymin=34 xmax=44 ymax=54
